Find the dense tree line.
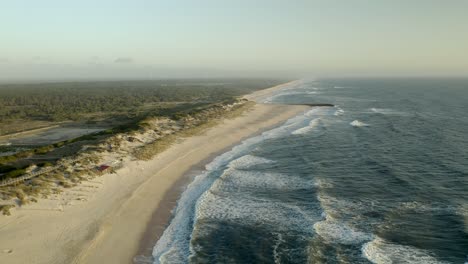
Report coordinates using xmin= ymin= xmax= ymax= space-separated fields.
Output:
xmin=0 ymin=79 xmax=285 ymax=121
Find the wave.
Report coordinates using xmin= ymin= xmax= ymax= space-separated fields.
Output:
xmin=317 ymin=194 xmax=369 ymax=218
xmin=215 ymin=169 xmax=315 ymax=191
xmin=292 ymin=118 xmax=322 ymax=135
xmin=194 ymin=186 xmax=320 ymax=231
xmin=314 ymin=178 xmax=334 ymax=189
xmin=189 ymin=161 xmax=323 ymax=260
xmin=369 ymin=108 xmax=408 ymax=116
xmin=362 ymin=237 xmax=450 ymax=264
xmin=398 ymin=201 xmax=459 ymax=214
xmin=263 ymin=90 xmax=320 ymax=103
xmin=304 ymin=107 xmax=337 ymax=117
xmin=195 ymin=155 xmax=321 ymax=227
xmin=151 ymin=169 xmax=213 ymax=263
xmin=334 ymin=106 xmax=345 ymax=116
xmin=227 ymin=155 xmax=275 ymax=170
xmin=458 ymin=204 xmax=468 ymax=234
xmin=314 ymin=185 xmax=375 ymax=244
xmin=313 ymin=219 xmax=372 ymax=245
xmin=291 ymin=106 xmax=342 ymax=135
xmin=350 ymin=120 xmax=369 ymax=127
xmin=272 ymin=232 xmax=285 ymax=264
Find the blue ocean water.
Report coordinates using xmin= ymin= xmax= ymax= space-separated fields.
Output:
xmin=151 ymin=79 xmax=468 ymax=264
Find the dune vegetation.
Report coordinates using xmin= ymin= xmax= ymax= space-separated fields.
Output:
xmin=0 ymin=79 xmax=280 ymax=215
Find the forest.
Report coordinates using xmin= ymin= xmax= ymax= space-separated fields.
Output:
xmin=0 ymin=79 xmax=285 ymax=122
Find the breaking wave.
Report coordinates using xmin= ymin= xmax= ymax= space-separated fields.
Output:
xmin=291 ymin=118 xmax=322 ymax=135
xmin=369 ymin=108 xmax=408 ymax=116
xmin=350 ymin=120 xmax=369 ymax=127
xmin=313 ymin=220 xmax=373 ymax=245
xmin=362 ymin=237 xmax=450 ymax=264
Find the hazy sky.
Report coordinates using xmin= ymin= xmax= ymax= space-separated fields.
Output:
xmin=1 ymin=0 xmax=468 ymax=80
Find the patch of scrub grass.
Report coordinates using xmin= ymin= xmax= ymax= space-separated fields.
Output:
xmin=15 ymin=189 xmax=27 ymax=206
xmin=37 ymin=162 xmax=54 ymax=167
xmin=59 ymin=181 xmax=74 ymax=188
xmin=134 ymin=134 xmax=177 ymax=160
xmin=134 ymin=100 xmax=254 ymax=161
xmin=0 ymin=205 xmax=14 ymax=216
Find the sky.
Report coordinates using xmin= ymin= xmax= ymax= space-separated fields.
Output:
xmin=1 ymin=0 xmax=468 ymax=80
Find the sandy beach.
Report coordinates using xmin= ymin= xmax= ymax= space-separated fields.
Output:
xmin=0 ymin=83 xmax=307 ymax=264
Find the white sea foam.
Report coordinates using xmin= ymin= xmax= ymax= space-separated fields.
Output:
xmin=152 ymin=169 xmax=214 ymax=263
xmin=227 ymin=155 xmax=275 ymax=170
xmin=398 ymin=201 xmax=458 ymax=213
xmin=317 ymin=195 xmax=359 ymax=215
xmin=192 ymin=157 xmax=322 ymax=238
xmin=313 ymin=220 xmax=372 ymax=245
xmin=205 ymin=136 xmax=272 ymax=171
xmin=317 ymin=193 xmax=387 ymax=224
xmin=334 ymin=106 xmax=345 ymax=116
xmin=195 ymin=189 xmax=320 ymax=232
xmin=314 ymin=178 xmax=334 ymax=189
xmin=290 ymin=106 xmax=340 ymax=135
xmin=219 ymin=169 xmax=315 ymax=191
xmin=350 ymin=120 xmax=369 ymax=127
xmin=292 ymin=118 xmax=322 ymax=135
xmin=362 ymin=237 xmax=449 ymax=264
xmin=291 ymin=126 xmax=315 ymax=135
xmin=313 ymin=177 xmax=374 ymax=245
xmin=458 ymin=204 xmax=468 ymax=234
xmin=272 ymin=232 xmax=285 ymax=264
xmin=369 ymin=108 xmax=408 ymax=116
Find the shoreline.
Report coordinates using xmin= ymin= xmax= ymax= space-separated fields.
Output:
xmin=134 ymin=142 xmax=231 ymax=262
xmin=134 ymin=109 xmax=302 ymax=263
xmin=0 ymin=81 xmax=307 ymax=264
xmin=135 ymin=81 xmax=303 ymax=262
xmin=133 ymin=80 xmax=298 ymax=263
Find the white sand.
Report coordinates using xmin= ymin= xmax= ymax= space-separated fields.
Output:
xmin=0 ymin=84 xmax=307 ymax=264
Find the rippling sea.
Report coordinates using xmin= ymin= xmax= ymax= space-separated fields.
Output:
xmin=151 ymin=79 xmax=468 ymax=264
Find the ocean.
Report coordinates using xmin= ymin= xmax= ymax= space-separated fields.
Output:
xmin=151 ymin=79 xmax=468 ymax=264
